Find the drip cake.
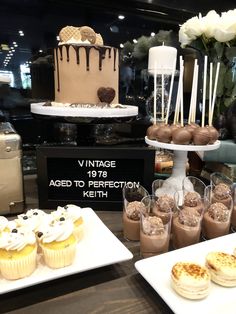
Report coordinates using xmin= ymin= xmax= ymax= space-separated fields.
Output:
xmin=31 ymin=26 xmax=138 ymax=117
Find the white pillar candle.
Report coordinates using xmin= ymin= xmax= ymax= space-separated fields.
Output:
xmin=148 ymin=45 xmax=177 ymax=75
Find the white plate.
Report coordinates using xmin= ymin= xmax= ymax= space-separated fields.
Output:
xmin=145 ymin=136 xmax=221 ymax=151
xmin=135 ymin=233 xmax=236 ymax=314
xmin=0 ymin=208 xmax=133 ymax=294
xmin=31 ymin=102 xmax=138 ymax=118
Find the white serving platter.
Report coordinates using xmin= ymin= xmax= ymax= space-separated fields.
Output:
xmin=0 ymin=208 xmax=133 ymax=294
xmin=135 ymin=233 xmax=236 ymax=314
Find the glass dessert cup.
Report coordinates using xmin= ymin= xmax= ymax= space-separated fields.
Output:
xmin=152 ymin=179 xmax=165 ymax=196
xmin=172 ymin=190 xmax=206 ymax=249
xmin=230 ymin=183 xmax=236 ymax=232
xmin=182 ymin=176 xmax=206 ymax=198
xmin=210 ymin=172 xmax=233 ymax=188
xmin=122 ymin=185 xmax=149 ymax=241
xmin=202 ymin=185 xmax=233 ymax=240
xmin=140 ymin=195 xmax=172 ymax=258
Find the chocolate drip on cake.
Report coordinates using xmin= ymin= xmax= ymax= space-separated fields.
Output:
xmin=55 ymin=48 xmax=60 ymax=92
xmin=113 ymin=48 xmax=117 ymax=71
xmin=73 ymin=46 xmax=80 ymax=64
xmin=59 ymin=46 xmax=63 ymax=61
xmin=65 ymin=45 xmax=70 ymax=62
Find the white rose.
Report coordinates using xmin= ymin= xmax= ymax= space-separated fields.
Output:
xmin=213 ymin=13 xmax=236 ymax=42
xmin=179 ymin=24 xmax=192 ymax=47
xmin=201 ymin=10 xmax=220 ymax=38
xmin=184 ymin=16 xmax=204 ymax=39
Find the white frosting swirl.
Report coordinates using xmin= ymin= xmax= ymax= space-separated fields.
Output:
xmin=0 ymin=229 xmax=36 ymax=251
xmin=0 ymin=216 xmax=8 ymax=232
xmin=38 ymin=219 xmax=74 ymax=243
xmin=15 ymin=209 xmax=51 ymax=232
xmin=53 ymin=204 xmax=82 ymax=223
xmin=59 ymin=37 xmax=91 ymax=45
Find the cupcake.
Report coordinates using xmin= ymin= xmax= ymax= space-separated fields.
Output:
xmin=0 ymin=228 xmax=37 ymax=280
xmin=53 ymin=205 xmax=84 ymax=241
xmin=15 ymin=209 xmax=51 ymax=233
xmin=37 ymin=218 xmax=77 ymax=269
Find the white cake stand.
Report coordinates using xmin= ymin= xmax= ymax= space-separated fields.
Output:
xmin=31 ymin=102 xmax=138 ymax=118
xmin=145 ymin=136 xmax=221 ymax=196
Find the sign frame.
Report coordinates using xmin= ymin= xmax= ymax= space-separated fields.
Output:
xmin=36 ymin=146 xmax=155 ymax=210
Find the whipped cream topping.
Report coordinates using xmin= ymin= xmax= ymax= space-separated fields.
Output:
xmin=15 ymin=210 xmax=51 ymax=232
xmin=0 ymin=216 xmax=8 ymax=232
xmin=53 ymin=204 xmax=82 ymax=223
xmin=59 ymin=37 xmax=91 ymax=45
xmin=0 ymin=229 xmax=36 ymax=251
xmin=38 ymin=219 xmax=74 ymax=243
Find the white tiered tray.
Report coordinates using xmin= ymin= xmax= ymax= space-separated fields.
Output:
xmin=31 ymin=102 xmax=138 ymax=118
xmin=145 ymin=136 xmax=221 ymax=195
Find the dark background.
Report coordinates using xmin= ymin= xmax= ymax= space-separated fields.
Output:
xmin=0 ymin=0 xmax=235 ymax=71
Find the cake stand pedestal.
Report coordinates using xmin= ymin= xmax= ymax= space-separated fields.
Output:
xmin=30 ymin=102 xmax=140 ymax=146
xmin=145 ymin=137 xmax=221 ymax=196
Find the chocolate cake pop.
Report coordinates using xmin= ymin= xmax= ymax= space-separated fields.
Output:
xmin=170 ymin=123 xmax=181 ymax=133
xmin=207 ymin=126 xmax=219 ymax=144
xmin=192 ymin=127 xmax=210 ymax=145
xmin=172 ymin=127 xmax=192 ymax=145
xmin=146 ymin=123 xmax=164 ymax=140
xmin=185 ymin=123 xmax=200 ymax=136
xmin=156 ymin=125 xmax=172 ymax=143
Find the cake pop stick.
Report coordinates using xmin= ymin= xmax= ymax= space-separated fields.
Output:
xmin=192 ymin=64 xmax=199 ymax=123
xmin=180 ymin=62 xmax=184 ymax=127
xmin=174 ymin=57 xmax=184 ymax=125
xmin=209 ymin=62 xmax=213 ymax=125
xmin=154 ymin=65 xmax=157 ymax=125
xmin=188 ymin=59 xmax=198 ymax=124
xmin=161 ymin=70 xmax=164 ymax=121
xmin=201 ymin=55 xmax=208 ymax=127
xmin=165 ymin=58 xmax=176 ymax=124
xmin=210 ymin=62 xmax=220 ymax=126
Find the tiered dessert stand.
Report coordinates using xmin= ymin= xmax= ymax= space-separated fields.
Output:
xmin=145 ymin=137 xmax=221 ymax=195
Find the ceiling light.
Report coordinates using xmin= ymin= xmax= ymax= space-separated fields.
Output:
xmin=56 ymin=36 xmax=60 ymax=41
xmin=151 ymin=32 xmax=155 ymax=37
xmin=133 ymin=39 xmax=137 ymax=44
xmin=39 ymin=49 xmax=43 ymax=53
xmin=120 ymin=43 xmax=124 ymax=48
xmin=14 ymin=43 xmax=18 ymax=47
xmin=19 ymin=33 xmax=24 ymax=36
xmin=118 ymin=15 xmax=125 ymax=20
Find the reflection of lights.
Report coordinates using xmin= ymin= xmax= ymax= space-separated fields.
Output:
xmin=151 ymin=32 xmax=155 ymax=37
xmin=19 ymin=30 xmax=24 ymax=36
xmin=118 ymin=15 xmax=125 ymax=20
xmin=39 ymin=49 xmax=43 ymax=53
xmin=56 ymin=36 xmax=60 ymax=41
xmin=120 ymin=43 xmax=124 ymax=48
xmin=133 ymin=39 xmax=137 ymax=43
xmin=14 ymin=43 xmax=18 ymax=47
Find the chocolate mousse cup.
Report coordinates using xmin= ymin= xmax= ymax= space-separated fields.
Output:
xmin=140 ymin=195 xmax=172 ymax=258
xmin=202 ymin=202 xmax=232 ymax=240
xmin=172 ymin=208 xmax=203 ymax=249
xmin=122 ymin=185 xmax=149 ymax=241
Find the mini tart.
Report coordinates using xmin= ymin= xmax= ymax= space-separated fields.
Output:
xmin=0 ymin=244 xmax=37 ymax=280
xmin=39 ymin=234 xmax=77 ymax=269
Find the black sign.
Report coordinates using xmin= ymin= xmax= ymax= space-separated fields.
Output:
xmin=37 ymin=146 xmax=155 ymax=210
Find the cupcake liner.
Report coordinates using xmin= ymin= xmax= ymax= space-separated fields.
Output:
xmin=0 ymin=247 xmax=37 ymax=280
xmin=41 ymin=242 xmax=76 ymax=269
